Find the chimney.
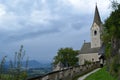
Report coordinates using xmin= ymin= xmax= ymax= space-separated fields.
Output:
xmin=84 ymin=40 xmax=86 ymax=43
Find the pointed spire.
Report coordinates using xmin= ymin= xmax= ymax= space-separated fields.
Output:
xmin=93 ymin=4 xmax=102 ymax=26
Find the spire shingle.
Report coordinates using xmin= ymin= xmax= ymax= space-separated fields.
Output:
xmin=93 ymin=5 xmax=102 ymax=26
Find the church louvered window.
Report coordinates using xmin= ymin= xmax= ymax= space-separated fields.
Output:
xmin=94 ymin=30 xmax=97 ymax=35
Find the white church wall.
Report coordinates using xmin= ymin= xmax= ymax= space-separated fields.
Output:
xmin=78 ymin=53 xmax=100 ymax=65
xmin=91 ymin=23 xmax=101 ymax=48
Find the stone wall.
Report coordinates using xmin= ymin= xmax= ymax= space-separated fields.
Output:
xmin=27 ymin=62 xmax=100 ymax=80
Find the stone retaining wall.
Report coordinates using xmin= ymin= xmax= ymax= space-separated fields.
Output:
xmin=27 ymin=62 xmax=100 ymax=80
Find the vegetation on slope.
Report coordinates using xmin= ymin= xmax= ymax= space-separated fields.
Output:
xmin=84 ymin=67 xmax=117 ymax=80
xmin=102 ymin=0 xmax=120 ymax=79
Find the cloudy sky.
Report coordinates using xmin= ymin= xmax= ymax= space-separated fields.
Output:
xmin=0 ymin=0 xmax=118 ymax=62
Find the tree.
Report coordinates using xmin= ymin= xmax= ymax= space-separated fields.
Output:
xmin=103 ymin=1 xmax=120 ymax=57
xmin=0 ymin=56 xmax=7 ymax=79
xmin=53 ymin=47 xmax=78 ymax=67
xmin=103 ymin=1 xmax=120 ymax=78
xmin=0 ymin=45 xmax=28 ymax=80
xmin=8 ymin=45 xmax=28 ymax=80
xmin=104 ymin=1 xmax=120 ymax=39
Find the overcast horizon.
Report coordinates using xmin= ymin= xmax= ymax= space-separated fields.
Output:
xmin=0 ymin=0 xmax=119 ymax=62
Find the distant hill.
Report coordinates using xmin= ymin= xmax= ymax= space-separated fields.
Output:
xmin=4 ymin=60 xmax=52 ymax=69
xmin=26 ymin=60 xmax=51 ymax=68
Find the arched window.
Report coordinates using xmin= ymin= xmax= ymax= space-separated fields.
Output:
xmin=94 ymin=30 xmax=97 ymax=35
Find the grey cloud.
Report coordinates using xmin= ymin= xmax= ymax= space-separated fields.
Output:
xmin=58 ymin=14 xmax=93 ymax=31
xmin=0 ymin=0 xmax=111 ymax=61
xmin=2 ymin=27 xmax=60 ymax=43
xmin=1 ymin=0 xmax=39 ymax=15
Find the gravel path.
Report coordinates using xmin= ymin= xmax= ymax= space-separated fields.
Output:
xmin=78 ymin=68 xmax=101 ymax=80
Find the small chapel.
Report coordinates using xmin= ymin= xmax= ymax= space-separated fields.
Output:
xmin=77 ymin=5 xmax=105 ymax=65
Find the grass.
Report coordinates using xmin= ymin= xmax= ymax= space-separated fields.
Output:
xmin=0 ymin=74 xmax=18 ymax=80
xmin=84 ymin=67 xmax=117 ymax=80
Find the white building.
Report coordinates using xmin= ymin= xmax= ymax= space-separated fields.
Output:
xmin=77 ymin=5 xmax=104 ymax=65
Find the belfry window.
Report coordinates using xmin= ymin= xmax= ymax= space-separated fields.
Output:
xmin=94 ymin=30 xmax=97 ymax=35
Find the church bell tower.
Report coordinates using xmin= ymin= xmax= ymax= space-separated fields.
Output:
xmin=91 ymin=5 xmax=103 ymax=48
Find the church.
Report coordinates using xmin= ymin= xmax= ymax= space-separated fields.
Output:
xmin=77 ymin=5 xmax=104 ymax=65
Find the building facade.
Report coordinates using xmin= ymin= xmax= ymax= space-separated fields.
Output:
xmin=77 ymin=5 xmax=103 ymax=65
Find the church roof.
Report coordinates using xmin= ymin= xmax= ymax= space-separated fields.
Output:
xmin=79 ymin=42 xmax=100 ymax=54
xmin=93 ymin=5 xmax=102 ymax=26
